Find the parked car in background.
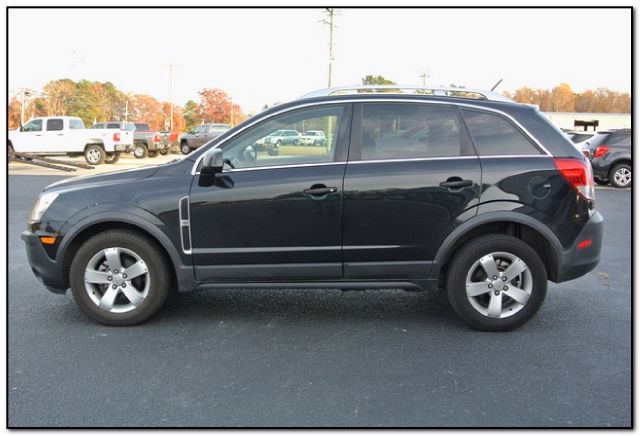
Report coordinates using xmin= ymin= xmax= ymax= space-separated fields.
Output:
xmin=9 ymin=116 xmax=133 ymax=165
xmin=160 ymin=131 xmax=180 ymax=153
xmin=582 ymin=129 xmax=631 ymax=188
xmin=265 ymin=129 xmax=301 ymax=147
xmin=92 ymin=122 xmax=166 ymax=159
xmin=300 ymin=130 xmax=327 ymax=146
xmin=180 ymin=124 xmax=231 ymax=155
xmin=22 ymin=85 xmax=603 ymax=331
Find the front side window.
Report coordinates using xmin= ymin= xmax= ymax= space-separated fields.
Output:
xmin=462 ymin=109 xmax=542 ymax=156
xmin=46 ymin=119 xmax=64 ymax=131
xmin=357 ymin=103 xmax=464 ymax=160
xmin=23 ymin=119 xmax=43 ymax=132
xmin=219 ymin=105 xmax=345 ymax=169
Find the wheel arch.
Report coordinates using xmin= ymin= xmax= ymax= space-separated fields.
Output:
xmin=433 ymin=212 xmax=563 ymax=284
xmin=58 ymin=211 xmax=194 ymax=293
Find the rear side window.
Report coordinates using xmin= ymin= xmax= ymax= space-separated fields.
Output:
xmin=357 ymin=103 xmax=464 ymax=160
xmin=462 ymin=109 xmax=542 ymax=156
xmin=607 ymin=132 xmax=631 ymax=147
xmin=91 ymin=123 xmax=104 ymax=129
xmin=46 ymin=119 xmax=64 ymax=131
xmin=69 ymin=119 xmax=85 ymax=129
xmin=135 ymin=123 xmax=151 ymax=131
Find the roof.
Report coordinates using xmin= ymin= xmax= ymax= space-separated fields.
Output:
xmin=299 ymin=85 xmax=513 ymax=103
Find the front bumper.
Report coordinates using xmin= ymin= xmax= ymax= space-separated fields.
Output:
xmin=555 ymin=210 xmax=604 ymax=282
xmin=21 ymin=231 xmax=67 ymax=294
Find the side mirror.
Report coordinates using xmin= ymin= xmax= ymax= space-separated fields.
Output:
xmin=201 ymin=148 xmax=224 ymax=175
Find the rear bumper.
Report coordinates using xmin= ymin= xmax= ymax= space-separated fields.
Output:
xmin=114 ymin=144 xmax=132 ymax=152
xmin=555 ymin=210 xmax=604 ymax=282
xmin=21 ymin=231 xmax=67 ymax=294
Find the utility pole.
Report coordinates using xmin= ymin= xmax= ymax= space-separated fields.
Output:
xmin=169 ymin=63 xmax=173 ymax=130
xmin=418 ymin=70 xmax=430 ymax=87
xmin=322 ymin=8 xmax=337 ymax=88
xmin=125 ymin=99 xmax=129 ymax=122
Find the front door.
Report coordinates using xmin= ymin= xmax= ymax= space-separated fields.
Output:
xmin=16 ymin=118 xmax=45 ymax=153
xmin=342 ymin=102 xmax=481 ymax=280
xmin=189 ymin=103 xmax=351 ymax=282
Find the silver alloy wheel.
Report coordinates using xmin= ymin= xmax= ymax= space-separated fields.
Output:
xmin=181 ymin=144 xmax=190 ymax=154
xmin=86 ymin=148 xmax=102 ymax=164
xmin=614 ymin=167 xmax=631 ymax=186
xmin=84 ymin=247 xmax=150 ymax=313
xmin=465 ymin=251 xmax=532 ymax=319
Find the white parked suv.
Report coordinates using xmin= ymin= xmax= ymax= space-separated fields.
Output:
xmin=300 ymin=130 xmax=327 ymax=146
xmin=8 ymin=116 xmax=134 ymax=165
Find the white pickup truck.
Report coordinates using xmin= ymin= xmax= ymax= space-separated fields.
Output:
xmin=8 ymin=116 xmax=134 ymax=165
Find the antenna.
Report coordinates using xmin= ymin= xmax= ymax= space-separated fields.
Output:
xmin=491 ymin=79 xmax=503 ymax=92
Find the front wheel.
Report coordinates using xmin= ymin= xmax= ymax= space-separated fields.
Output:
xmin=446 ymin=234 xmax=547 ymax=331
xmin=133 ymin=143 xmax=148 ymax=159
xmin=69 ymin=230 xmax=170 ymax=326
xmin=180 ymin=142 xmax=191 ymax=155
xmin=609 ymin=163 xmax=631 ymax=188
xmin=105 ymin=152 xmax=121 ymax=164
xmin=159 ymin=149 xmax=169 ymax=155
xmin=85 ymin=144 xmax=106 ymax=165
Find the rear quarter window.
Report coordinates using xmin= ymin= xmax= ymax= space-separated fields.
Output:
xmin=462 ymin=109 xmax=542 ymax=156
xmin=106 ymin=123 xmax=121 ymax=129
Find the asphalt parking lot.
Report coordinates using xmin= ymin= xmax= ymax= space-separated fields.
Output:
xmin=8 ymin=175 xmax=631 ymax=427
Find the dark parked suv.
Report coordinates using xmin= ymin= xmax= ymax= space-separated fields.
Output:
xmin=582 ymin=129 xmax=631 ymax=188
xmin=22 ymin=86 xmax=603 ymax=331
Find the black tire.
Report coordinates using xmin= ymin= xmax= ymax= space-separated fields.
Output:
xmin=133 ymin=143 xmax=148 ymax=159
xmin=446 ymin=234 xmax=547 ymax=331
xmin=276 ymin=140 xmax=282 ymax=146
xmin=159 ymin=149 xmax=169 ymax=155
xmin=293 ymin=139 xmax=299 ymax=145
xmin=148 ymin=150 xmax=159 ymax=158
xmin=609 ymin=163 xmax=631 ymax=189
xmin=104 ymin=152 xmax=121 ymax=164
xmin=8 ymin=144 xmax=15 ymax=159
xmin=69 ymin=230 xmax=170 ymax=326
xmin=313 ymin=140 xmax=318 ymax=146
xmin=594 ymin=177 xmax=609 ymax=186
xmin=84 ymin=144 xmax=106 ymax=165
xmin=180 ymin=142 xmax=191 ymax=155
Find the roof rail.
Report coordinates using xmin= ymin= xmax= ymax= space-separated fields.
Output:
xmin=299 ymin=85 xmax=514 ymax=103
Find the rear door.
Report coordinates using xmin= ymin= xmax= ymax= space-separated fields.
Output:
xmin=42 ymin=118 xmax=65 ymax=152
xmin=342 ymin=101 xmax=481 ymax=280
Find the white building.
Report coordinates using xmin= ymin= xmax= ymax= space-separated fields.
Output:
xmin=542 ymin=112 xmax=631 ymax=132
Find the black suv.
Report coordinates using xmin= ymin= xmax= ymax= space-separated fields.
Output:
xmin=582 ymin=129 xmax=631 ymax=188
xmin=21 ymin=86 xmax=603 ymax=331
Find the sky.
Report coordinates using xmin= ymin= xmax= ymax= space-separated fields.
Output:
xmin=8 ymin=7 xmax=631 ymax=114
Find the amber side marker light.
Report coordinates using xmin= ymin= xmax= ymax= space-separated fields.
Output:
xmin=577 ymin=240 xmax=592 ymax=249
xmin=39 ymin=236 xmax=57 ymax=245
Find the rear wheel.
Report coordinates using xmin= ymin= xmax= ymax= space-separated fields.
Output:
xmin=147 ymin=150 xmax=158 ymax=158
xmin=84 ymin=144 xmax=106 ymax=165
xmin=133 ymin=143 xmax=148 ymax=159
xmin=8 ymin=144 xmax=15 ymax=159
xmin=69 ymin=230 xmax=170 ymax=326
xmin=446 ymin=234 xmax=547 ymax=331
xmin=180 ymin=142 xmax=191 ymax=155
xmin=609 ymin=163 xmax=631 ymax=188
xmin=159 ymin=149 xmax=169 ymax=155
xmin=105 ymin=152 xmax=121 ymax=164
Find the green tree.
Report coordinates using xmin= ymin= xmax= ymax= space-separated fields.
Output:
xmin=184 ymin=100 xmax=199 ymax=131
xmin=361 ymin=75 xmax=396 ymax=86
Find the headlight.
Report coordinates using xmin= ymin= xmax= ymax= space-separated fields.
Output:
xmin=28 ymin=192 xmax=59 ymax=223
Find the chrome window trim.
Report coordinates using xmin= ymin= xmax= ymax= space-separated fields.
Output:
xmin=221 ymin=161 xmax=346 ymax=173
xmin=191 ymin=98 xmax=552 ymax=175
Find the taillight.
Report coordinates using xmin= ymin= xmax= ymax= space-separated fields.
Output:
xmin=113 ymin=132 xmax=120 ymax=142
xmin=554 ymin=158 xmax=595 ymax=201
xmin=153 ymin=134 xmax=160 ymax=143
xmin=594 ymin=145 xmax=609 ymax=158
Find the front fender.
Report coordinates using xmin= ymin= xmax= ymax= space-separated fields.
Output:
xmin=57 ymin=204 xmax=194 ymax=292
